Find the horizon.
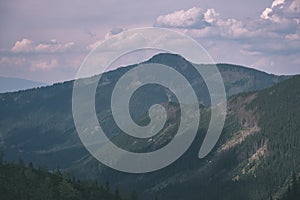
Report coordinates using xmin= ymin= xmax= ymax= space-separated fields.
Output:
xmin=1 ymin=52 xmax=299 ymax=85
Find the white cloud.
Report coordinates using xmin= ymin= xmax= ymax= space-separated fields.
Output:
xmin=30 ymin=58 xmax=59 ymax=71
xmin=11 ymin=38 xmax=34 ymax=53
xmin=217 ymin=18 xmax=250 ymax=38
xmin=155 ymin=7 xmax=253 ymax=39
xmin=35 ymin=39 xmax=75 ymax=53
xmin=260 ymin=8 xmax=273 ymax=19
xmin=256 ymin=0 xmax=300 ymax=52
xmin=154 ymin=7 xmax=209 ymax=28
xmin=0 ymin=56 xmax=27 ymax=66
xmin=11 ymin=38 xmax=75 ymax=53
xmin=151 ymin=2 xmax=299 ymax=76
xmin=260 ymin=0 xmax=285 ymax=20
xmin=204 ymin=9 xmax=219 ymax=24
xmin=1 ymin=38 xmax=81 ymax=81
xmin=260 ymin=0 xmax=300 ymax=23
xmin=155 ymin=1 xmax=299 ymax=41
xmin=272 ymin=0 xmax=285 ymax=7
xmin=185 ymin=18 xmax=252 ymax=39
xmin=156 ymin=2 xmax=299 ymax=54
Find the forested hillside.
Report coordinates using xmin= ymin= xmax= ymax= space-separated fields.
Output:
xmin=0 ymin=153 xmax=134 ymax=200
xmin=0 ymin=54 xmax=298 ymax=200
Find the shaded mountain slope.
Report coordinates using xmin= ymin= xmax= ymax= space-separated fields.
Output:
xmin=0 ymin=53 xmax=296 ymax=200
xmin=67 ymin=75 xmax=300 ymax=200
xmin=0 ymin=158 xmax=130 ymax=200
xmin=0 ymin=53 xmax=287 ymax=169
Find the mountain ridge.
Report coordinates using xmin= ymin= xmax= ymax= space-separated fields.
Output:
xmin=0 ymin=53 xmax=291 ymax=169
xmin=67 ymin=75 xmax=300 ymax=200
xmin=0 ymin=53 xmax=298 ymax=200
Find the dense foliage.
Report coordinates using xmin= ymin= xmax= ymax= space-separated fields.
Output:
xmin=0 ymin=157 xmax=133 ymax=200
xmin=281 ymin=174 xmax=300 ymax=200
xmin=247 ymin=75 xmax=300 ymax=199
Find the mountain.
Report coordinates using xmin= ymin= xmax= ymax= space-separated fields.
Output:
xmin=148 ymin=54 xmax=288 ymax=100
xmin=68 ymin=75 xmax=300 ymax=200
xmin=0 ymin=53 xmax=297 ymax=199
xmin=0 ymin=53 xmax=287 ymax=168
xmin=0 ymin=76 xmax=46 ymax=93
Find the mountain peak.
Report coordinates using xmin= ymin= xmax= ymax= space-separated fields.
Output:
xmin=147 ymin=53 xmax=187 ymax=63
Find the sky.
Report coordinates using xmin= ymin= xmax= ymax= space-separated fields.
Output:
xmin=0 ymin=0 xmax=299 ymax=83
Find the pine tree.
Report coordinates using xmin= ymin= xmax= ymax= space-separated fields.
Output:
xmin=115 ymin=186 xmax=120 ymax=199
xmin=105 ymin=180 xmax=110 ymax=192
xmin=130 ymin=191 xmax=138 ymax=200
xmin=0 ymin=151 xmax=3 ymax=165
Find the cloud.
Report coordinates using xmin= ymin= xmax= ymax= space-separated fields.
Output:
xmin=104 ymin=27 xmax=125 ymax=39
xmin=35 ymin=39 xmax=75 ymax=53
xmin=260 ymin=0 xmax=300 ymax=23
xmin=253 ymin=0 xmax=300 ymax=53
xmin=30 ymin=58 xmax=59 ymax=71
xmin=151 ymin=1 xmax=299 ymax=76
xmin=272 ymin=0 xmax=286 ymax=7
xmin=87 ymin=40 xmax=103 ymax=51
xmin=260 ymin=0 xmax=285 ymax=20
xmin=2 ymin=1 xmax=300 ymax=83
xmin=286 ymin=32 xmax=300 ymax=40
xmin=154 ymin=7 xmax=210 ymax=28
xmin=156 ymin=1 xmax=300 ymax=55
xmin=11 ymin=38 xmax=34 ymax=53
xmin=261 ymin=8 xmax=273 ymax=20
xmin=0 ymin=56 xmax=27 ymax=66
xmin=155 ymin=7 xmax=253 ymax=39
xmin=217 ymin=18 xmax=250 ymax=38
xmin=1 ymin=38 xmax=82 ymax=82
xmin=87 ymin=28 xmax=126 ymax=50
xmin=204 ymin=9 xmax=219 ymax=24
xmin=185 ymin=18 xmax=253 ymax=40
xmin=249 ymin=53 xmax=300 ymax=75
xmin=11 ymin=38 xmax=75 ymax=53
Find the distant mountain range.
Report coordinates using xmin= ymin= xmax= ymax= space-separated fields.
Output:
xmin=0 ymin=53 xmax=299 ymax=200
xmin=0 ymin=76 xmax=46 ymax=93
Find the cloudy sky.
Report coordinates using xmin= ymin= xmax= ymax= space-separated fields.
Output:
xmin=0 ymin=0 xmax=299 ymax=83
